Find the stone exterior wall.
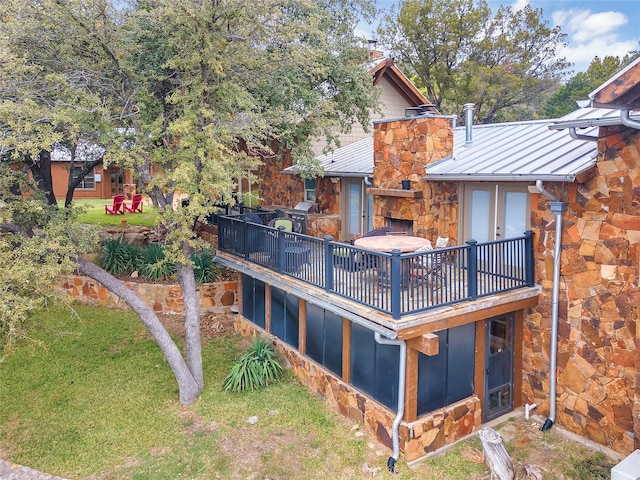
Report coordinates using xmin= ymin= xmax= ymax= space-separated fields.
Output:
xmin=372 ymin=116 xmax=459 ymax=242
xmin=256 ymin=143 xmax=305 ymax=209
xmin=315 ymin=177 xmax=340 ymax=215
xmin=58 ymin=274 xmax=237 ymax=314
xmin=234 ymin=317 xmax=481 ymax=463
xmin=523 ymin=125 xmax=640 ymax=454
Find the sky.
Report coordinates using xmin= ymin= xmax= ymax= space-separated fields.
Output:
xmin=357 ymin=0 xmax=640 ymax=75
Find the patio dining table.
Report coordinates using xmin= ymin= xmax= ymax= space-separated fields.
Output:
xmin=353 ymin=235 xmax=432 ymax=253
xmin=353 ymin=235 xmax=433 ymax=289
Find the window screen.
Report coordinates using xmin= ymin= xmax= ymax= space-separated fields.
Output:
xmin=306 ymin=304 xmax=343 ymax=376
xmin=241 ymin=274 xmax=265 ymax=329
xmin=271 ymin=287 xmax=299 ymax=348
xmin=417 ymin=322 xmax=475 ymax=416
xmin=350 ymin=323 xmax=399 ymax=409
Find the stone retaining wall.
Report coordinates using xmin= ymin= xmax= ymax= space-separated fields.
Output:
xmin=234 ymin=318 xmax=481 ymax=463
xmin=58 ymin=274 xmax=237 ymax=314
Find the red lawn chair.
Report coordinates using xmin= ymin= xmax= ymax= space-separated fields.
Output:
xmin=124 ymin=194 xmax=143 ymax=213
xmin=105 ymin=194 xmax=126 ymax=215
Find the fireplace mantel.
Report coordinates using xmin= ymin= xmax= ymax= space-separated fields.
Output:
xmin=366 ymin=187 xmax=423 ymax=198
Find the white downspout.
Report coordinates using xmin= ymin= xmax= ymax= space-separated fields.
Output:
xmin=374 ymin=332 xmax=406 ymax=473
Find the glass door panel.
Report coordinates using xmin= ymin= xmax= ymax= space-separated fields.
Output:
xmin=343 ymin=178 xmax=365 ymax=242
xmin=484 ymin=314 xmax=514 ymax=421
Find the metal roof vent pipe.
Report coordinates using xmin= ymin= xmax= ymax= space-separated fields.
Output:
xmin=463 ymin=103 xmax=475 ymax=146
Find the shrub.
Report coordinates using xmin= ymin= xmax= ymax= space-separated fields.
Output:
xmin=191 ymin=247 xmax=222 ymax=283
xmin=223 ymin=336 xmax=284 ymax=392
xmin=99 ymin=241 xmax=222 ymax=284
xmin=140 ymin=243 xmax=176 ymax=282
xmin=100 ymin=239 xmax=143 ymax=276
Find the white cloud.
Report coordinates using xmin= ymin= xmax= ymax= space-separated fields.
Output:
xmin=558 ymin=36 xmax=638 ymax=73
xmin=510 ymin=0 xmax=530 ymax=12
xmin=554 ymin=9 xmax=628 ymax=43
xmin=551 ymin=8 xmax=636 ymax=72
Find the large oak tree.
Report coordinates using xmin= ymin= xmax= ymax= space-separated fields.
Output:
xmin=0 ymin=0 xmax=378 ymax=404
xmin=377 ymin=0 xmax=571 ymax=123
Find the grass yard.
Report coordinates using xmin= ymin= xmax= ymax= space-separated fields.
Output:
xmin=60 ymin=198 xmax=159 ymax=227
xmin=0 ymin=305 xmax=616 ymax=479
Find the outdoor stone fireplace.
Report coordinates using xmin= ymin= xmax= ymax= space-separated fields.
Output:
xmin=369 ymin=115 xmax=459 ymax=243
xmin=386 ymin=217 xmax=414 ymax=235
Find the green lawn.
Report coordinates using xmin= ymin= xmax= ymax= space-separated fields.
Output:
xmin=0 ymin=305 xmax=609 ymax=479
xmin=61 ymin=199 xmax=159 ymax=227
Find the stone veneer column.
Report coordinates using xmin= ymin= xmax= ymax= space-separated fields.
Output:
xmin=372 ymin=115 xmax=458 ymax=241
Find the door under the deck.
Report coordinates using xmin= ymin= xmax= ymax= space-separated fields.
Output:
xmin=483 ymin=313 xmax=515 ymax=422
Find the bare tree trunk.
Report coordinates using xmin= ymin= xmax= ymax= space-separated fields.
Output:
xmin=478 ymin=427 xmax=514 ymax=480
xmin=176 ymin=242 xmax=204 ymax=389
xmin=76 ymin=257 xmax=201 ymax=405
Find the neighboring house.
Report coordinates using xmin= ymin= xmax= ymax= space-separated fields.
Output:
xmin=257 ymin=56 xmax=431 ymax=240
xmin=216 ymin=56 xmax=640 ymax=464
xmin=49 ymin=142 xmax=133 ymax=201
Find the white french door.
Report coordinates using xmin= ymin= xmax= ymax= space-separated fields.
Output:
xmin=463 ymin=184 xmax=529 ymax=243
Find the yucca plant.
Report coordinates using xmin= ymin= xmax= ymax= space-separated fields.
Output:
xmin=223 ymin=336 xmax=284 ymax=393
xmin=140 ymin=243 xmax=176 ymax=282
xmin=190 ymin=247 xmax=221 ymax=284
xmin=100 ymin=239 xmax=143 ymax=276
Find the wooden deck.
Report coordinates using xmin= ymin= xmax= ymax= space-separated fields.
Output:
xmin=216 ymin=251 xmax=541 ymax=339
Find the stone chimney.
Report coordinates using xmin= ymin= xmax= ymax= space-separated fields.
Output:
xmin=369 ymin=114 xmax=456 ymax=239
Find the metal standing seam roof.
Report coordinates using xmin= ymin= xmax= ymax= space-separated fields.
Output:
xmin=283 ymin=107 xmax=640 ymax=181
xmin=282 ymin=136 xmax=374 ymax=177
xmin=426 ymin=119 xmax=598 ymax=182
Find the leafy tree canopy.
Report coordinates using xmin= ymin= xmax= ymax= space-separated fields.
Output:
xmin=0 ymin=0 xmax=379 ymax=403
xmin=377 ymin=0 xmax=571 ymax=123
xmin=543 ymin=54 xmax=640 ymax=118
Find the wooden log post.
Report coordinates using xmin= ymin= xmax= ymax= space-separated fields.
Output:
xmin=478 ymin=427 xmax=514 ymax=480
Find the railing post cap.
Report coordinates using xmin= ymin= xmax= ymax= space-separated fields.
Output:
xmin=324 ymin=235 xmax=333 ymax=242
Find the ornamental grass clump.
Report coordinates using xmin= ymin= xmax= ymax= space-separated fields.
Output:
xmin=100 ymin=239 xmax=224 ymax=284
xmin=100 ymin=239 xmax=143 ymax=276
xmin=139 ymin=243 xmax=176 ymax=282
xmin=223 ymin=336 xmax=284 ymax=392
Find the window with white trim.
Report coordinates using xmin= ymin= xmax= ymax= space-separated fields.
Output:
xmin=72 ymin=166 xmax=95 ymax=190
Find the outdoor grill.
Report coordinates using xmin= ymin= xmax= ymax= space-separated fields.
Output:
xmin=289 ymin=201 xmax=317 ymax=234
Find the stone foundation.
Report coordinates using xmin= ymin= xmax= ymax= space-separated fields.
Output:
xmin=234 ymin=317 xmax=481 ymax=463
xmin=58 ymin=274 xmax=237 ymax=314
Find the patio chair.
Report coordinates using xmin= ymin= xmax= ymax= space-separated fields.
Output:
xmin=105 ymin=194 xmax=126 ymax=215
xmin=273 ymin=218 xmax=293 ymax=232
xmin=124 ymin=194 xmax=143 ymax=213
xmin=412 ymin=239 xmax=447 ymax=286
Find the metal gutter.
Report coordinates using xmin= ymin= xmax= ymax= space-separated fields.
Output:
xmin=621 ymin=110 xmax=640 ymax=130
xmin=424 ymin=173 xmax=581 ymax=182
xmin=569 ymin=128 xmax=598 ymax=142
